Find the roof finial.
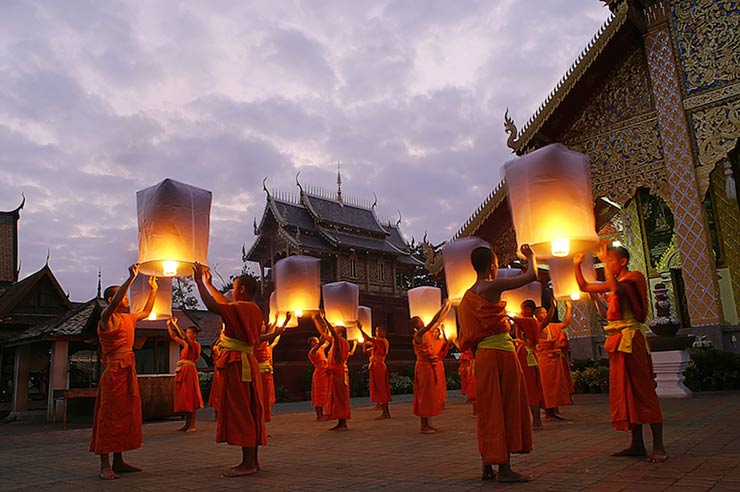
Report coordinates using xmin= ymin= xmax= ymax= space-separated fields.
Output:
xmin=371 ymin=192 xmax=378 ymax=209
xmin=263 ymin=177 xmax=271 ymax=198
xmin=336 ymin=161 xmax=343 ymax=204
xmin=296 ymin=171 xmax=305 ymax=197
xmin=97 ymin=268 xmax=102 ymax=298
xmin=396 ymin=210 xmax=402 ymax=227
xmin=45 ymin=248 xmax=50 ymax=266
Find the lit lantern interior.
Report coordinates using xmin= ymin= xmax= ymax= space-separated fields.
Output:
xmin=129 ymin=275 xmax=173 ymax=321
xmin=137 ymin=178 xmax=212 ymax=277
xmin=357 ymin=306 xmax=372 ymax=342
xmin=268 ymin=292 xmax=298 ymax=328
xmin=442 ymin=306 xmax=458 ymax=341
xmin=547 ymin=257 xmax=582 ymax=300
xmin=408 ymin=286 xmax=442 ymax=326
xmin=322 ymin=281 xmax=359 ymax=328
xmin=504 ymin=144 xmax=600 ymax=260
xmin=443 ymin=236 xmax=492 ymax=305
xmin=497 ymin=268 xmax=542 ymax=316
xmin=275 ymin=255 xmax=321 ymax=314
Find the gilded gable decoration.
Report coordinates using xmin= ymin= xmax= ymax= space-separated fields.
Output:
xmin=690 ymin=98 xmax=740 ymax=197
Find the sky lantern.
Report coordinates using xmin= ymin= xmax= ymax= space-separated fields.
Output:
xmin=498 ymin=268 xmax=542 ymax=316
xmin=442 ymin=306 xmax=458 ymax=341
xmin=356 ymin=306 xmax=372 ymax=342
xmin=137 ymin=178 xmax=212 ymax=277
xmin=547 ymin=257 xmax=582 ymax=301
xmin=504 ymin=143 xmax=600 ymax=260
xmin=408 ymin=286 xmax=442 ymax=325
xmin=130 ymin=275 xmax=172 ymax=321
xmin=269 ymin=291 xmax=298 ymax=328
xmin=274 ymin=255 xmax=321 ymax=316
xmin=322 ymin=281 xmax=359 ymax=330
xmin=443 ymin=236 xmax=491 ymax=305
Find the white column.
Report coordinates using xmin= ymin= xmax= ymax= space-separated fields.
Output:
xmin=651 ymin=349 xmax=692 ymax=398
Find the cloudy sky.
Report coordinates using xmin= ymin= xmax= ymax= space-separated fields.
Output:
xmin=0 ymin=0 xmax=609 ymax=301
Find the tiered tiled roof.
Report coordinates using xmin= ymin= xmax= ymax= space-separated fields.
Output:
xmin=6 ymin=297 xmax=105 ymax=345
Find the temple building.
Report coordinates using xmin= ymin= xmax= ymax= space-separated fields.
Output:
xmin=430 ymin=0 xmax=740 ymax=359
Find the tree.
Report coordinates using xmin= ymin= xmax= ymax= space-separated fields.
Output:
xmin=404 ymin=237 xmax=445 ymax=291
xmin=172 ymin=277 xmax=200 ymax=311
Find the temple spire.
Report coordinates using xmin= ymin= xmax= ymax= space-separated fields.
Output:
xmin=336 ymin=161 xmax=343 ymax=204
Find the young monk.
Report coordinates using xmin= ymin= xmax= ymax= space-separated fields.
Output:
xmin=308 ymin=336 xmax=330 ymax=421
xmin=575 ymin=242 xmax=666 ymax=462
xmin=455 ymin=344 xmax=477 ymax=415
xmin=208 ymin=333 xmax=223 ymax=416
xmin=411 ymin=301 xmax=452 ymax=434
xmin=358 ymin=324 xmax=392 ymax=419
xmin=313 ymin=314 xmax=352 ymax=431
xmin=256 ymin=319 xmax=286 ymax=424
xmin=167 ymin=317 xmax=204 ymax=432
xmin=433 ymin=327 xmax=450 ymax=408
xmin=193 ymin=264 xmax=285 ymax=477
xmin=90 ymin=264 xmax=157 ymax=480
xmin=535 ymin=300 xmax=573 ymax=421
xmin=458 ymin=244 xmax=537 ymax=482
xmin=514 ymin=299 xmax=551 ymax=430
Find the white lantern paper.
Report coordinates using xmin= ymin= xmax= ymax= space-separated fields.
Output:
xmin=224 ymin=289 xmax=234 ymax=301
xmin=269 ymin=291 xmax=298 ymax=328
xmin=275 ymin=255 xmax=321 ymax=314
xmin=130 ymin=275 xmax=172 ymax=321
xmin=322 ymin=281 xmax=359 ymax=328
xmin=408 ymin=286 xmax=442 ymax=325
xmin=443 ymin=236 xmax=492 ymax=305
xmin=504 ymin=144 xmax=600 ymax=260
xmin=358 ymin=306 xmax=372 ymax=332
xmin=442 ymin=306 xmax=458 ymax=341
xmin=547 ymin=257 xmax=582 ymax=301
xmin=498 ymin=268 xmax=542 ymax=316
xmin=137 ymin=178 xmax=212 ymax=277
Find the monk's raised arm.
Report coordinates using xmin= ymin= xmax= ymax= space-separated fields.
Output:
xmin=193 ymin=262 xmax=223 ymax=316
xmin=134 ymin=275 xmax=158 ymax=321
xmin=102 ymin=263 xmax=139 ymax=324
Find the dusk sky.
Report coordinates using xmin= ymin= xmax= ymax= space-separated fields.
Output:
xmin=0 ymin=0 xmax=610 ymax=301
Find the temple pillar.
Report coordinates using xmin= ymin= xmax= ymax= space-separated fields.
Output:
xmin=12 ymin=345 xmax=30 ymax=413
xmin=641 ymin=4 xmax=723 ymax=326
xmin=47 ymin=340 xmax=69 ymax=422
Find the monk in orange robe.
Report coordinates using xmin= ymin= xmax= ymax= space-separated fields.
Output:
xmin=90 ymin=264 xmax=157 ymax=480
xmin=358 ymin=324 xmax=392 ymax=419
xmin=411 ymin=302 xmax=452 ymax=434
xmin=167 ymin=317 xmax=204 ymax=432
xmin=314 ymin=314 xmax=352 ymax=431
xmin=256 ymin=322 xmax=283 ymax=424
xmin=535 ymin=300 xmax=573 ymax=421
xmin=575 ymin=241 xmax=666 ymax=462
xmin=514 ymin=298 xmax=552 ymax=430
xmin=208 ymin=335 xmax=223 ymax=414
xmin=308 ymin=336 xmax=330 ymax=420
xmin=458 ymin=244 xmax=537 ymax=482
xmin=455 ymin=344 xmax=477 ymax=414
xmin=194 ymin=264 xmax=285 ymax=477
xmin=432 ymin=327 xmax=450 ymax=407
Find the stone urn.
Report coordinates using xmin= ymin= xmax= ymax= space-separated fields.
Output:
xmin=648 ymin=283 xmax=693 ymax=398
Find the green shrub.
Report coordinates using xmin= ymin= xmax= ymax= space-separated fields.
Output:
xmin=389 ymin=372 xmax=414 ymax=395
xmin=683 ymin=348 xmax=740 ymax=392
xmin=198 ymin=371 xmax=213 ymax=403
xmin=349 ymin=364 xmax=370 ymax=397
xmin=275 ymin=385 xmax=289 ymax=403
xmin=446 ymin=373 xmax=461 ymax=390
xmin=571 ymin=366 xmax=609 ymax=393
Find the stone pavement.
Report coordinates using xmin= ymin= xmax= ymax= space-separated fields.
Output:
xmin=1 ymin=391 xmax=739 ymax=492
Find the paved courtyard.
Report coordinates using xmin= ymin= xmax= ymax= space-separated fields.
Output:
xmin=1 ymin=391 xmax=739 ymax=491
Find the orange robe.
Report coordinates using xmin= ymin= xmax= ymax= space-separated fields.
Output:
xmin=433 ymin=338 xmax=449 ymax=405
xmin=536 ymin=323 xmax=572 ymax=409
xmin=458 ymin=292 xmax=532 ymax=465
xmin=255 ymin=342 xmax=276 ymax=423
xmin=174 ymin=341 xmax=204 ymax=413
xmin=515 ymin=317 xmax=544 ymax=406
xmin=413 ymin=332 xmax=444 ymax=418
xmin=459 ymin=349 xmax=473 ymax=396
xmin=208 ymin=344 xmax=222 ymax=411
xmin=89 ymin=313 xmax=143 ymax=455
xmin=326 ymin=337 xmax=351 ymax=420
xmin=606 ymin=271 xmax=663 ymax=431
xmin=309 ymin=346 xmax=329 ymax=408
xmin=369 ymin=338 xmax=392 ymax=404
xmin=215 ymin=302 xmax=267 ymax=447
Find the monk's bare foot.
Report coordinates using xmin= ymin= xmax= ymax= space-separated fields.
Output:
xmin=481 ymin=465 xmax=496 ymax=481
xmin=611 ymin=446 xmax=647 ymax=457
xmin=186 ymin=427 xmax=197 ymax=432
xmin=112 ymin=462 xmax=141 ymax=474
xmin=99 ymin=467 xmax=119 ymax=480
xmin=317 ymin=415 xmax=332 ymax=422
xmin=176 ymin=424 xmax=188 ymax=431
xmin=375 ymin=414 xmax=391 ymax=420
xmin=496 ymin=470 xmax=529 ymax=482
xmin=647 ymin=449 xmax=667 ymax=463
xmin=222 ymin=465 xmax=257 ymax=477
xmin=420 ymin=427 xmax=437 ymax=434
xmin=532 ymin=422 xmax=544 ymax=430
xmin=335 ymin=425 xmax=349 ymax=431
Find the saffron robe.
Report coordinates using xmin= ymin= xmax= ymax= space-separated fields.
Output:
xmin=89 ymin=313 xmax=143 ymax=455
xmin=536 ymin=323 xmax=572 ymax=409
xmin=309 ymin=346 xmax=329 ymax=408
xmin=174 ymin=341 xmax=204 ymax=413
xmin=413 ymin=332 xmax=444 ymax=418
xmin=459 ymin=292 xmax=532 ymax=465
xmin=215 ymin=301 xmax=267 ymax=447
xmin=433 ymin=337 xmax=449 ymax=405
xmin=326 ymin=337 xmax=351 ymax=420
xmin=369 ymin=338 xmax=392 ymax=404
xmin=255 ymin=342 xmax=276 ymax=423
xmin=515 ymin=316 xmax=544 ymax=407
xmin=459 ymin=349 xmax=473 ymax=396
xmin=208 ymin=343 xmax=222 ymax=411
xmin=606 ymin=271 xmax=663 ymax=431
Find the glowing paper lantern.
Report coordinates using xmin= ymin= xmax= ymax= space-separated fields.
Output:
xmin=547 ymin=257 xmax=582 ymax=301
xmin=137 ymin=178 xmax=212 ymax=277
xmin=323 ymin=281 xmax=359 ymax=328
xmin=357 ymin=306 xmax=372 ymax=342
xmin=442 ymin=306 xmax=458 ymax=341
xmin=498 ymin=268 xmax=542 ymax=316
xmin=408 ymin=286 xmax=442 ymax=325
xmin=275 ymin=255 xmax=321 ymax=314
xmin=130 ymin=275 xmax=173 ymax=321
xmin=504 ymin=144 xmax=599 ymax=259
xmin=443 ymin=236 xmax=492 ymax=305
xmin=268 ymin=291 xmax=298 ymax=328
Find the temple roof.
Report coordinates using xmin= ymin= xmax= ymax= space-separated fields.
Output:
xmin=5 ymin=297 xmax=104 ymax=345
xmin=0 ymin=264 xmax=72 ymax=320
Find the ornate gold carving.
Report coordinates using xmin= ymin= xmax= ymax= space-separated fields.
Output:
xmin=561 ymin=45 xmax=654 ymax=143
xmin=683 ymin=82 xmax=740 ymax=111
xmin=710 ymin=162 xmax=740 ymax=318
xmin=671 ymin=0 xmax=740 ymax=94
xmin=690 ymin=98 xmax=740 ymax=168
xmin=655 ymin=233 xmax=680 ymax=272
xmin=504 ymin=109 xmax=522 ymax=151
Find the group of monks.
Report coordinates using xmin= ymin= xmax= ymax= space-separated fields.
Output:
xmin=89 ymin=239 xmax=666 ymax=482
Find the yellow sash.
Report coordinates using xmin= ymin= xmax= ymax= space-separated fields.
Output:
xmin=477 ymin=332 xmax=516 ymax=352
xmin=219 ymin=334 xmax=255 ymax=382
xmin=259 ymin=361 xmax=273 ymax=374
xmin=175 ymin=359 xmax=196 ymax=372
xmin=605 ymin=319 xmax=651 ymax=354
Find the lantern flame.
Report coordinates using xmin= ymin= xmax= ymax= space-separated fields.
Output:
xmin=295 ymin=310 xmax=303 ymax=317
xmin=612 ymin=240 xmax=622 ymax=247
xmin=551 ymin=238 xmax=570 ymax=257
xmin=570 ymin=292 xmax=581 ymax=301
xmin=358 ymin=336 xmax=364 ymax=343
xmin=162 ymin=261 xmax=178 ymax=277
xmin=148 ymin=311 xmax=157 ymax=321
